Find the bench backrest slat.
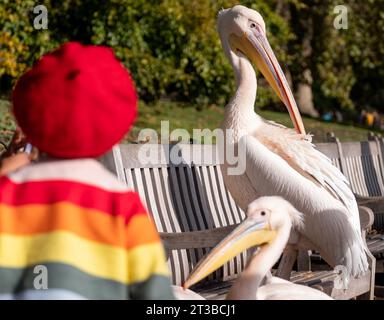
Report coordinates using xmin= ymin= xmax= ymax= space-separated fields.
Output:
xmin=318 ymin=141 xmax=384 ymax=197
xmin=102 ymin=144 xmax=247 ymax=286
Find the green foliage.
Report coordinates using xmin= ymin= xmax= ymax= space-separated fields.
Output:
xmin=0 ymin=0 xmax=383 ymax=112
xmin=290 ymin=0 xmax=384 ymax=112
xmin=347 ymin=0 xmax=384 ymax=110
xmin=0 ymin=98 xmax=16 ymax=152
xmin=0 ymin=0 xmax=291 ymax=108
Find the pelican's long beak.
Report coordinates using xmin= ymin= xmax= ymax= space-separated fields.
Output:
xmin=229 ymin=31 xmax=306 ymax=135
xmin=183 ymin=218 xmax=276 ymax=289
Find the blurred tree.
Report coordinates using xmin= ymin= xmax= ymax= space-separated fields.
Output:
xmin=289 ymin=0 xmax=384 ymax=114
xmin=0 ymin=0 xmax=292 ymax=108
xmin=347 ymin=0 xmax=384 ymax=112
xmin=0 ymin=0 xmax=383 ymax=114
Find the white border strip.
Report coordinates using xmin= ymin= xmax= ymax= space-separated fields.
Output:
xmin=112 ymin=145 xmax=126 ymax=184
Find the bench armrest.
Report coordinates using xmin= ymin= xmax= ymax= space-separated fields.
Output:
xmin=161 ymin=206 xmax=374 ymax=250
xmin=160 ymin=224 xmax=238 ymax=251
xmin=355 ymin=194 xmax=384 ymax=204
xmin=358 ymin=206 xmax=374 ymax=231
xmin=356 ymin=194 xmax=384 ymax=217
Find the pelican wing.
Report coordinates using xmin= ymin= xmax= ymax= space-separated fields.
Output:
xmin=257 ymin=121 xmax=357 ymax=216
xmin=239 ymin=125 xmax=367 ymax=276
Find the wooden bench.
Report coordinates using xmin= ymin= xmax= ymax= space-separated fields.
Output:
xmin=100 ymin=143 xmax=375 ymax=299
xmin=318 ymin=134 xmax=384 ymax=272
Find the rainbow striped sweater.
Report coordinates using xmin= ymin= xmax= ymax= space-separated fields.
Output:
xmin=0 ymin=158 xmax=174 ymax=299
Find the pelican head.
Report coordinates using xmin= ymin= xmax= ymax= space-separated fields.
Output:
xmin=217 ymin=5 xmax=305 ymax=135
xmin=183 ymin=196 xmax=303 ymax=289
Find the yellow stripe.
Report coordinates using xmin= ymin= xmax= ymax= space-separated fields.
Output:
xmin=0 ymin=231 xmax=169 ymax=284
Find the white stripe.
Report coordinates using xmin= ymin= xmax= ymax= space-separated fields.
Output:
xmin=7 ymin=159 xmax=131 ymax=192
xmin=0 ymin=289 xmax=87 ymax=300
xmin=112 ymin=145 xmax=126 ymax=184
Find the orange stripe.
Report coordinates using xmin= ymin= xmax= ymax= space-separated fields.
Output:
xmin=126 ymin=212 xmax=161 ymax=248
xmin=0 ymin=203 xmax=160 ymax=249
xmin=0 ymin=176 xmax=147 ymax=223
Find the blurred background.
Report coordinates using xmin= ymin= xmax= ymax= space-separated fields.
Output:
xmin=1 ymin=0 xmax=384 ymax=147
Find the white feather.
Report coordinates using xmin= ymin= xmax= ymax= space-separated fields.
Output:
xmin=217 ymin=5 xmax=368 ymax=278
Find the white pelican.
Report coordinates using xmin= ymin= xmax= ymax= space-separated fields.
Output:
xmin=182 ymin=196 xmax=333 ymax=300
xmin=216 ymin=5 xmax=367 ymax=278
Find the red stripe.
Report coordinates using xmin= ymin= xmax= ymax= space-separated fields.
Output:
xmin=0 ymin=176 xmax=147 ymax=223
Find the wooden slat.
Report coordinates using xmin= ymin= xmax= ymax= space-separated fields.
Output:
xmin=179 ymin=166 xmax=208 ymax=274
xmin=362 ymin=154 xmax=382 ymax=196
xmin=178 ymin=166 xmax=205 ymax=231
xmin=198 ymin=166 xmax=223 ymax=228
xmin=344 ymin=157 xmax=368 ymax=196
xmin=142 ymin=167 xmax=163 ymax=231
xmin=158 ymin=167 xmax=188 ymax=285
xmin=315 ymin=143 xmax=340 ymax=159
xmin=293 ymin=271 xmax=337 ymax=286
xmin=368 ymin=240 xmax=384 ymax=253
xmin=370 ymin=156 xmax=384 ymax=194
xmin=160 ymin=225 xmax=237 ymax=250
xmin=123 ymin=168 xmax=135 ymax=189
xmin=117 ymin=143 xmax=223 ymax=168
xmin=289 ymin=271 xmax=312 ymax=281
xmin=151 ymin=168 xmax=175 ymax=232
xmin=192 ymin=165 xmax=225 ymax=282
xmin=185 ymin=166 xmax=210 ymax=230
xmin=168 ymin=166 xmax=191 ymax=231
xmin=368 ymin=234 xmax=384 ymax=240
xmin=159 ymin=167 xmax=183 ymax=233
xmin=340 ymin=141 xmax=379 ymax=157
xmin=209 ymin=166 xmax=236 ymax=279
xmin=207 ymin=166 xmax=231 ymax=226
xmin=214 ymin=166 xmax=236 ymax=225
xmin=192 ymin=166 xmax=216 ymax=229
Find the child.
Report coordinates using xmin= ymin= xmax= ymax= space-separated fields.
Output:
xmin=0 ymin=42 xmax=174 ymax=299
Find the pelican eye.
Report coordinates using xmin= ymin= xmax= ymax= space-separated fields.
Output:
xmin=261 ymin=211 xmax=266 ymax=216
xmin=250 ymin=22 xmax=256 ymax=28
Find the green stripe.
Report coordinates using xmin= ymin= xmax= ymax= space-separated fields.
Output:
xmin=130 ymin=274 xmax=175 ymax=300
xmin=0 ymin=263 xmax=174 ymax=300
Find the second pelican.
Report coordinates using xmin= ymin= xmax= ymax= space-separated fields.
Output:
xmin=183 ymin=197 xmax=333 ymax=300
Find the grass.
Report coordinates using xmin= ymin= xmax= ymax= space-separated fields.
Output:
xmin=128 ymin=100 xmax=380 ymax=143
xmin=0 ymin=99 xmax=16 ymax=153
xmin=0 ymin=99 xmax=381 ymax=152
xmin=259 ymin=110 xmax=378 ymax=143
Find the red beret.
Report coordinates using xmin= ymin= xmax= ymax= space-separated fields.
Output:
xmin=12 ymin=42 xmax=137 ymax=158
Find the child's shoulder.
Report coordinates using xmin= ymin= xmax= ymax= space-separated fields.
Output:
xmin=2 ymin=158 xmax=146 ymax=220
xmin=7 ymin=158 xmax=131 ymax=190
